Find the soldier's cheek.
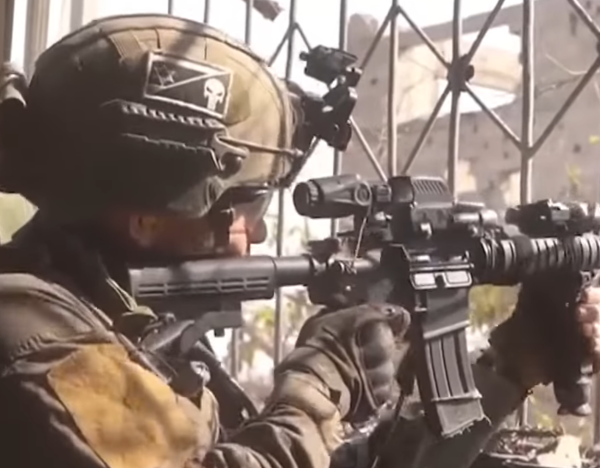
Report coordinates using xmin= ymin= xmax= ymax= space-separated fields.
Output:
xmin=215 ymin=216 xmax=251 ymax=257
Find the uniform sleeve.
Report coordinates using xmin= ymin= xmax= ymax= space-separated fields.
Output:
xmin=204 ymin=372 xmax=344 ymax=468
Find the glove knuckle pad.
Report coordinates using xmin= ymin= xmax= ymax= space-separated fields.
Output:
xmin=358 ymin=323 xmax=395 ymax=366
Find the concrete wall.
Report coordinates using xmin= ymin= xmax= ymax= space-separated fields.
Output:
xmin=343 ymin=0 xmax=600 ymax=209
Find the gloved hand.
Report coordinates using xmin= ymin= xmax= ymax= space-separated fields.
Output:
xmin=489 ymin=277 xmax=600 ymax=392
xmin=275 ymin=303 xmax=411 ymax=423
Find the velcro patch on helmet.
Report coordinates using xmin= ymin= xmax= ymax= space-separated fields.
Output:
xmin=143 ymin=51 xmax=233 ymax=120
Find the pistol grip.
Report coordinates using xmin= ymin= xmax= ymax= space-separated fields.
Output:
xmin=555 ymin=272 xmax=595 ymax=417
xmin=526 ymin=271 xmax=593 ymax=417
xmin=554 ymin=373 xmax=593 ymax=416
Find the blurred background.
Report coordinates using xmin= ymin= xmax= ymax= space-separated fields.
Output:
xmin=2 ymin=0 xmax=600 ymax=453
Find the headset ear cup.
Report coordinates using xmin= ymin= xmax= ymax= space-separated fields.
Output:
xmin=0 ymin=63 xmax=30 ymax=193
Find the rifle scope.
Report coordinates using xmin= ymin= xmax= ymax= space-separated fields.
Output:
xmin=292 ymin=175 xmax=600 ymax=285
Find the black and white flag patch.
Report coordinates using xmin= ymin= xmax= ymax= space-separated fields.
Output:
xmin=143 ymin=52 xmax=233 ymax=119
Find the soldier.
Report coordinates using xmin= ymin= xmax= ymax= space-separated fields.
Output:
xmin=0 ymin=14 xmax=410 ymax=468
xmin=0 ymin=13 xmax=597 ymax=468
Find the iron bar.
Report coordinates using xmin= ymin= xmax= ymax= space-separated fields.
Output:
xmin=447 ymin=0 xmax=463 ymax=195
xmin=350 ymin=117 xmax=388 ymax=180
xmin=167 ymin=0 xmax=174 ymax=15
xmin=463 ymin=83 xmax=521 ymax=148
xmin=519 ymin=0 xmax=534 ymax=204
xmin=204 ymin=0 xmax=211 ymax=24
xmin=268 ymin=25 xmax=294 ymax=66
xmin=358 ymin=6 xmax=393 ymax=70
xmin=273 ymin=0 xmax=297 ymax=367
xmin=228 ymin=0 xmax=256 ymax=379
xmin=401 ymin=84 xmax=451 ymax=174
xmin=69 ymin=0 xmax=86 ymax=32
xmin=566 ymin=0 xmax=600 ymax=41
xmin=516 ymin=0 xmax=535 ymax=427
xmin=23 ymin=0 xmax=51 ymax=77
xmin=388 ymin=0 xmax=399 ymax=176
xmin=340 ymin=4 xmax=395 ymax=184
xmin=595 ymin=377 xmax=600 ymax=445
xmin=296 ymin=23 xmax=312 ymax=49
xmin=532 ymin=56 xmax=600 ymax=154
xmin=463 ymin=0 xmax=506 ymax=64
xmin=331 ymin=0 xmax=348 ymax=236
xmin=0 ymin=0 xmax=15 ymax=63
xmin=244 ymin=1 xmax=253 ymax=54
xmin=395 ymin=4 xmax=448 ymax=67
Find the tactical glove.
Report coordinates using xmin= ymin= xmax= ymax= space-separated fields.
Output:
xmin=275 ymin=303 xmax=410 ymax=423
xmin=489 ymin=272 xmax=600 ymax=395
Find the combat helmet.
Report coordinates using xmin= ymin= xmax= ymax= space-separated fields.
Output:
xmin=0 ymin=14 xmax=303 ymax=222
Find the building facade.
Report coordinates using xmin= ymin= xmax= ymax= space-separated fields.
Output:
xmin=343 ymin=0 xmax=600 ymax=208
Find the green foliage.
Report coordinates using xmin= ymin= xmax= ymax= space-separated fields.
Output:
xmin=528 ymin=394 xmax=558 ymax=430
xmin=236 ymin=293 xmax=314 ymax=374
xmin=262 ymin=213 xmax=312 ymax=252
xmin=237 ymin=304 xmax=276 ymax=368
xmin=254 ymin=304 xmax=276 ymax=329
xmin=564 ymin=163 xmax=583 ymax=199
xmin=469 ymin=285 xmax=518 ymax=329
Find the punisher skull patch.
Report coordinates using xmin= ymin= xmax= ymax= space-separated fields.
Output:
xmin=143 ymin=51 xmax=233 ymax=120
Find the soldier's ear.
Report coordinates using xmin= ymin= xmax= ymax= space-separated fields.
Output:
xmin=128 ymin=214 xmax=162 ymax=247
xmin=248 ymin=218 xmax=267 ymax=244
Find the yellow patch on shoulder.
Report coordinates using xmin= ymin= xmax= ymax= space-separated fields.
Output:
xmin=47 ymin=344 xmax=199 ymax=468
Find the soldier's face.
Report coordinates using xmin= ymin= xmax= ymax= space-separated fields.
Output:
xmin=126 ymin=211 xmax=263 ymax=258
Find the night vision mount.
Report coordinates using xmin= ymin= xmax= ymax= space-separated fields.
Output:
xmin=299 ymin=45 xmax=362 ymax=152
xmin=276 ymin=46 xmax=361 ymax=188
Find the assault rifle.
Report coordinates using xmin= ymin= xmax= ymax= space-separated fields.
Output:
xmin=129 ymin=174 xmax=600 ymax=439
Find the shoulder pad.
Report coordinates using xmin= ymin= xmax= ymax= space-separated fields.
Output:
xmin=0 ymin=273 xmax=105 ymax=369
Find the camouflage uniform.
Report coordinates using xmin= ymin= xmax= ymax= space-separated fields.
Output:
xmin=0 ymin=214 xmax=345 ymax=468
